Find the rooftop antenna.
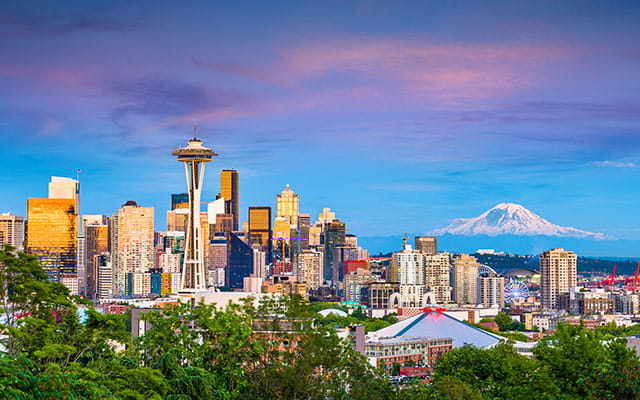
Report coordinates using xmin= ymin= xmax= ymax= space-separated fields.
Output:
xmin=193 ymin=124 xmax=197 ymax=140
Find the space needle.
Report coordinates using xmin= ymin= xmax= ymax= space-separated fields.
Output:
xmin=172 ymin=127 xmax=217 ymax=294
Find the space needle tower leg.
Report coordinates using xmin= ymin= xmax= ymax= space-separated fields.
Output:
xmin=172 ymin=129 xmax=218 ymax=295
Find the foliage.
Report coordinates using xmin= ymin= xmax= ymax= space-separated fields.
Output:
xmin=433 ymin=343 xmax=560 ymax=399
xmin=494 ymin=312 xmax=513 ymax=331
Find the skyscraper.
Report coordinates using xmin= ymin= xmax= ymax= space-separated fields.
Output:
xmin=322 ymin=220 xmax=346 ymax=282
xmin=111 ymin=201 xmax=154 ymax=296
xmin=174 ymin=137 xmax=218 ymax=293
xmin=415 ymin=236 xmax=437 ymax=255
xmin=0 ymin=212 xmax=24 ymax=250
xmin=226 ymin=231 xmax=253 ymax=289
xmin=220 ymin=169 xmax=239 ymax=231
xmin=451 ymin=254 xmax=479 ymax=305
xmin=248 ymin=206 xmax=272 ymax=263
xmin=295 ymin=249 xmax=323 ymax=290
xmin=391 ymin=238 xmax=424 ymax=285
xmin=26 ymin=177 xmax=79 ymax=283
xmin=424 ymin=252 xmax=452 ymax=303
xmin=171 ymin=193 xmax=189 ymax=210
xmin=85 ymin=222 xmax=108 ymax=299
xmin=540 ymin=248 xmax=577 ymax=309
xmin=276 ymin=184 xmax=299 ymax=225
xmin=26 ymin=198 xmax=77 ymax=281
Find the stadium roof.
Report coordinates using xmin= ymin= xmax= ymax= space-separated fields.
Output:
xmin=369 ymin=310 xmax=502 ymax=349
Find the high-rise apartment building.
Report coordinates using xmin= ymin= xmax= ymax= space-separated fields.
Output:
xmin=248 ymin=206 xmax=272 ymax=263
xmin=0 ymin=212 xmax=24 ymax=250
xmin=220 ymin=170 xmax=239 ymax=231
xmin=391 ymin=238 xmax=425 ymax=286
xmin=451 ymin=254 xmax=479 ymax=305
xmin=26 ymin=198 xmax=77 ymax=281
xmin=477 ymin=273 xmax=505 ymax=308
xmin=424 ymin=252 xmax=452 ymax=303
xmin=110 ymin=201 xmax=154 ymax=296
xmin=344 ymin=268 xmax=378 ymax=303
xmin=415 ymin=236 xmax=437 ymax=255
xmin=540 ymin=248 xmax=577 ymax=309
xmin=276 ymin=184 xmax=299 ymax=225
xmin=295 ymin=249 xmax=324 ymax=289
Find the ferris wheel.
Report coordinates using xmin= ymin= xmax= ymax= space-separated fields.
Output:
xmin=504 ymin=280 xmax=530 ymax=304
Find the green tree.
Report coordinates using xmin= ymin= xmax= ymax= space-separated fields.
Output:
xmin=433 ymin=343 xmax=560 ymax=399
xmin=494 ymin=311 xmax=513 ymax=332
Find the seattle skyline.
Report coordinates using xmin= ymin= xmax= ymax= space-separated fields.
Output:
xmin=1 ymin=1 xmax=639 ymax=251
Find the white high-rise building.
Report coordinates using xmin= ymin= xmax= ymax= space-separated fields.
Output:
xmin=295 ymin=249 xmax=323 ymax=289
xmin=392 ymin=238 xmax=424 ymax=285
xmin=540 ymin=248 xmax=577 ymax=309
xmin=0 ymin=212 xmax=24 ymax=250
xmin=478 ymin=273 xmax=505 ymax=308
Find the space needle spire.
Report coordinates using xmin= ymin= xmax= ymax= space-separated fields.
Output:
xmin=172 ymin=128 xmax=218 ymax=294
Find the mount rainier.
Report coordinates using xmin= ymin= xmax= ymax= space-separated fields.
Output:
xmin=433 ymin=203 xmax=607 ymax=239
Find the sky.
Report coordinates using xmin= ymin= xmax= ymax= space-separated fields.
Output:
xmin=1 ymin=0 xmax=639 ymax=252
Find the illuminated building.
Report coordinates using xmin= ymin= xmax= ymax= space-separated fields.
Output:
xmin=159 ymin=249 xmax=181 ymax=273
xmin=248 ymin=206 xmax=272 ymax=263
xmin=0 ymin=212 xmax=24 ymax=250
xmin=451 ymin=254 xmax=479 ymax=305
xmin=540 ymin=248 xmax=577 ymax=309
xmin=111 ymin=201 xmax=154 ymax=296
xmin=26 ymin=198 xmax=77 ymax=281
xmin=220 ymin=169 xmax=239 ymax=231
xmin=391 ymin=238 xmax=424 ymax=286
xmin=48 ymin=176 xmax=78 ymax=201
xmin=171 ymin=193 xmax=189 ymax=210
xmin=322 ymin=220 xmax=345 ymax=282
xmin=295 ymin=249 xmax=323 ymax=289
xmin=85 ymin=222 xmax=108 ymax=299
xmin=173 ymin=136 xmax=218 ymax=293
xmin=276 ymin=184 xmax=299 ymax=225
xmin=415 ymin=236 xmax=437 ymax=255
xmin=297 ymin=213 xmax=310 ymax=250
xmin=424 ymin=252 xmax=452 ymax=303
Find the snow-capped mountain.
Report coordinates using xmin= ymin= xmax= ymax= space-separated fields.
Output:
xmin=434 ymin=203 xmax=607 ymax=239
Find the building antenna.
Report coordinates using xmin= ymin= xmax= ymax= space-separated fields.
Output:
xmin=193 ymin=124 xmax=197 ymax=140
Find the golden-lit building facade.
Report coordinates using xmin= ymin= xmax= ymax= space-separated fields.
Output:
xmin=220 ymin=169 xmax=239 ymax=231
xmin=85 ymin=224 xmax=108 ymax=299
xmin=249 ymin=206 xmax=272 ymax=261
xmin=276 ymin=184 xmax=299 ymax=225
xmin=111 ymin=201 xmax=154 ymax=296
xmin=26 ymin=198 xmax=77 ymax=281
xmin=451 ymin=254 xmax=479 ymax=305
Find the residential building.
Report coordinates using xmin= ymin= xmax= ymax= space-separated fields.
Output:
xmin=392 ymin=238 xmax=424 ymax=285
xmin=295 ymin=249 xmax=323 ymax=290
xmin=477 ymin=272 xmax=505 ymax=308
xmin=415 ymin=236 xmax=437 ymax=255
xmin=451 ymin=254 xmax=479 ymax=305
xmin=424 ymin=252 xmax=452 ymax=303
xmin=540 ymin=248 xmax=577 ymax=309
xmin=0 ymin=212 xmax=24 ymax=250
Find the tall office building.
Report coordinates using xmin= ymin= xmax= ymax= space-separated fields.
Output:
xmin=276 ymin=184 xmax=299 ymax=225
xmin=226 ymin=231 xmax=253 ymax=289
xmin=424 ymin=252 xmax=452 ymax=303
xmin=415 ymin=236 xmax=437 ymax=255
xmin=540 ymin=248 xmax=577 ymax=309
xmin=297 ymin=213 xmax=310 ymax=251
xmin=111 ymin=201 xmax=154 ymax=296
xmin=85 ymin=222 xmax=108 ymax=299
xmin=295 ymin=249 xmax=324 ymax=290
xmin=220 ymin=170 xmax=239 ymax=231
xmin=248 ymin=206 xmax=272 ymax=263
xmin=323 ymin=220 xmax=346 ymax=282
xmin=171 ymin=193 xmax=189 ymax=210
xmin=451 ymin=254 xmax=479 ymax=305
xmin=391 ymin=238 xmax=425 ymax=285
xmin=0 ymin=212 xmax=24 ymax=250
xmin=26 ymin=195 xmax=78 ymax=282
xmin=477 ymin=273 xmax=505 ymax=308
